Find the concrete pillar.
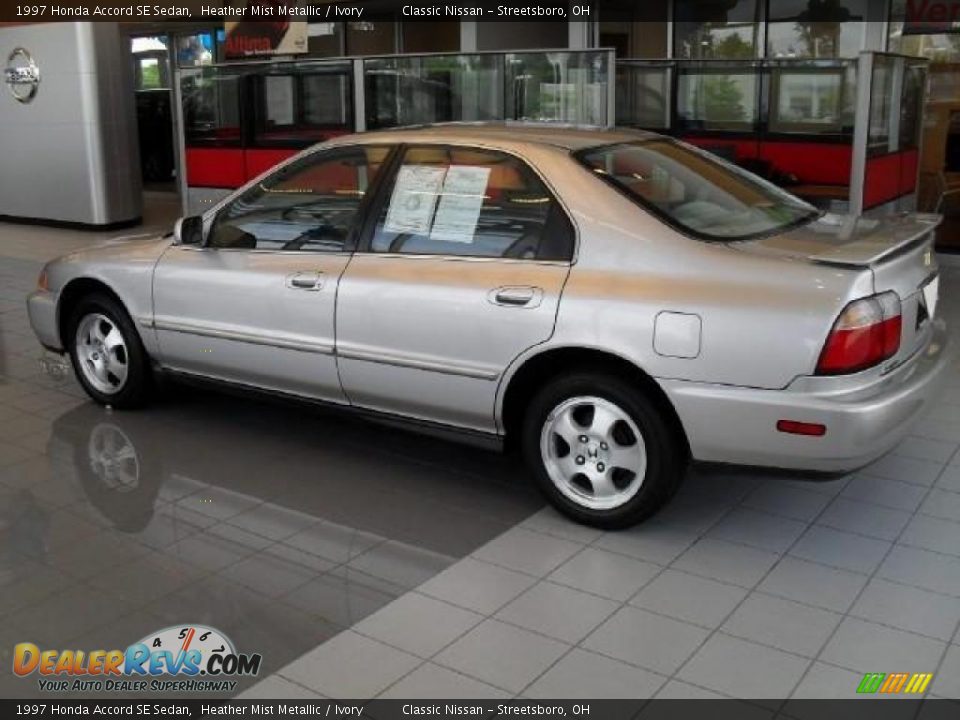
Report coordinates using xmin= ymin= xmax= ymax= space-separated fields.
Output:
xmin=0 ymin=21 xmax=142 ymax=226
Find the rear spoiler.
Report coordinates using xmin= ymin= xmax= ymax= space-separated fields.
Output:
xmin=808 ymin=214 xmax=941 ymax=268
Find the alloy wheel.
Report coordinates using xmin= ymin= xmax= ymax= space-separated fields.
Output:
xmin=75 ymin=313 xmax=129 ymax=395
xmin=539 ymin=395 xmax=647 ymax=510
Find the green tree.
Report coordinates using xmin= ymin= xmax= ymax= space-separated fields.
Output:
xmin=702 ymin=75 xmax=747 ymax=123
xmin=713 ymin=32 xmax=756 ymax=59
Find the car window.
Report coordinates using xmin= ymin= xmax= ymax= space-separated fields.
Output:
xmin=208 ymin=145 xmax=390 ymax=252
xmin=368 ymin=145 xmax=574 ymax=261
xmin=576 ymin=140 xmax=819 ymax=241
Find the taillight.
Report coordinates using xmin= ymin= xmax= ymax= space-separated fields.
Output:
xmin=816 ymin=291 xmax=902 ymax=375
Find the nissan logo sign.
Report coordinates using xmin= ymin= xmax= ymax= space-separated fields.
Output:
xmin=5 ymin=48 xmax=40 ymax=103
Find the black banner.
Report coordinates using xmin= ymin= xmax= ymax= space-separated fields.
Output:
xmin=2 ymin=699 xmax=960 ymax=720
xmin=2 ymin=0 xmax=598 ymax=24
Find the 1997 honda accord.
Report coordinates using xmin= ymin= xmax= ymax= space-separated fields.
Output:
xmin=27 ymin=125 xmax=950 ymax=527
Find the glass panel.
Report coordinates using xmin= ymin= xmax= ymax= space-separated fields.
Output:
xmin=209 ymin=146 xmax=391 ymax=252
xmin=900 ymin=63 xmax=925 ymax=149
xmin=616 ymin=63 xmax=670 ymax=128
xmin=769 ymin=65 xmax=856 ymax=135
xmin=370 ymin=146 xmax=574 ymax=261
xmin=868 ymin=55 xmax=895 ymax=155
xmin=181 ymin=67 xmax=242 ymax=147
xmin=766 ymin=0 xmax=868 ymax=58
xmin=505 ymin=51 xmax=611 ymax=125
xmin=251 ymin=63 xmax=353 ymax=147
xmin=674 ymin=0 xmax=759 ymax=59
xmin=576 ymin=140 xmax=818 ymax=241
xmin=364 ymin=54 xmax=503 ymax=129
xmin=303 ymin=73 xmax=351 ymax=126
xmin=676 ymin=68 xmax=759 ymax=131
xmin=889 ymin=24 xmax=960 ymax=62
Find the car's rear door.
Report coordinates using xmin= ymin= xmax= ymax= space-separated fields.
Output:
xmin=334 ymin=144 xmax=575 ymax=433
xmin=152 ymin=144 xmax=392 ymax=402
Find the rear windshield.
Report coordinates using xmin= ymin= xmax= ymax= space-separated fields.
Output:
xmin=575 ymin=140 xmax=820 ymax=241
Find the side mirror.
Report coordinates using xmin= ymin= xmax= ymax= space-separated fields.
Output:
xmin=174 ymin=216 xmax=204 ymax=246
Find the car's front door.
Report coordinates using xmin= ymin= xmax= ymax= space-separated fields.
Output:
xmin=335 ymin=144 xmax=575 ymax=433
xmin=152 ymin=144 xmax=392 ymax=402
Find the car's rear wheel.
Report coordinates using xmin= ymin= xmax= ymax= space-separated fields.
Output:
xmin=68 ymin=294 xmax=152 ymax=409
xmin=522 ymin=373 xmax=685 ymax=528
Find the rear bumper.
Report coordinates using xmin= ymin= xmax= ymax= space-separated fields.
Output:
xmin=26 ymin=289 xmax=62 ymax=352
xmin=663 ymin=320 xmax=952 ymax=472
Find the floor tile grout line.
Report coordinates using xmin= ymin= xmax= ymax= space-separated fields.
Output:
xmin=515 ymin=480 xmax=763 ymax=699
xmin=245 ymin=504 xmax=552 ymax=698
xmin=788 ymin=440 xmax=960 ymax=704
xmin=918 ymin=561 xmax=960 ymax=703
xmin=925 ymin=616 xmax=960 ymax=706
xmin=408 ymin=574 xmax=924 ymax=670
xmin=653 ymin=470 xmax=854 ymax=710
xmin=372 ymin=654 xmax=515 ymax=699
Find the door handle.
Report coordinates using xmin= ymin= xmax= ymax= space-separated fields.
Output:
xmin=489 ymin=286 xmax=543 ymax=308
xmin=287 ymin=271 xmax=324 ymax=291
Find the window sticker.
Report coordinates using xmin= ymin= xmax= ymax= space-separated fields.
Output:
xmin=430 ymin=166 xmax=491 ymax=243
xmin=383 ymin=165 xmax=447 ymax=235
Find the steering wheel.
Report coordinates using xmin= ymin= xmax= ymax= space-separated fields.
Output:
xmin=281 ymin=224 xmax=346 ymax=251
xmin=281 ymin=205 xmax=333 ymax=223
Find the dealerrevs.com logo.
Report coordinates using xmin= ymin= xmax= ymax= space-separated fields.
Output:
xmin=13 ymin=625 xmax=261 ymax=693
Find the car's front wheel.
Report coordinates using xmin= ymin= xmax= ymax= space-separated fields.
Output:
xmin=522 ymin=373 xmax=686 ymax=528
xmin=67 ymin=294 xmax=152 ymax=409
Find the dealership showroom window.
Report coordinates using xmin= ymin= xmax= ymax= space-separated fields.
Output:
xmin=3 ymin=0 xmax=960 ymax=715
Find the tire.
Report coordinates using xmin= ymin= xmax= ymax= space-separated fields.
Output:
xmin=521 ymin=373 xmax=686 ymax=529
xmin=67 ymin=293 xmax=153 ymax=409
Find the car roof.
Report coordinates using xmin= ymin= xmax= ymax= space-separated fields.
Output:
xmin=332 ymin=123 xmax=659 ymax=152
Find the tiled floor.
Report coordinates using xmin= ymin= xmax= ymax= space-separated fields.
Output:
xmin=4 ymin=207 xmax=960 ymax=703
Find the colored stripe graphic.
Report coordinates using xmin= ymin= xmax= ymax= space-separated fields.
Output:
xmin=857 ymin=672 xmax=933 ymax=694
xmin=905 ymin=673 xmax=933 ymax=694
xmin=857 ymin=673 xmax=885 ymax=694
xmin=880 ymin=673 xmax=908 ymax=693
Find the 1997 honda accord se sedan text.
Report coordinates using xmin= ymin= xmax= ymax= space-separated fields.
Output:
xmin=27 ymin=125 xmax=952 ymax=527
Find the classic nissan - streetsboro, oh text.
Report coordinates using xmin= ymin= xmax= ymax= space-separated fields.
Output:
xmin=402 ymin=705 xmax=581 ymax=716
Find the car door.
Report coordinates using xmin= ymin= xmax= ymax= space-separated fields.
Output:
xmin=152 ymin=144 xmax=392 ymax=402
xmin=335 ymin=144 xmax=575 ymax=433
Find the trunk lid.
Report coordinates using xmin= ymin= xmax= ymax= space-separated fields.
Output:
xmin=735 ymin=212 xmax=942 ymax=370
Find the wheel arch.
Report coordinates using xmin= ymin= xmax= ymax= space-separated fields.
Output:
xmin=57 ymin=277 xmax=136 ymax=349
xmin=499 ymin=346 xmax=690 ymax=457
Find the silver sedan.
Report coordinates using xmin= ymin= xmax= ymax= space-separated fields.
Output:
xmin=27 ymin=125 xmax=951 ymax=527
